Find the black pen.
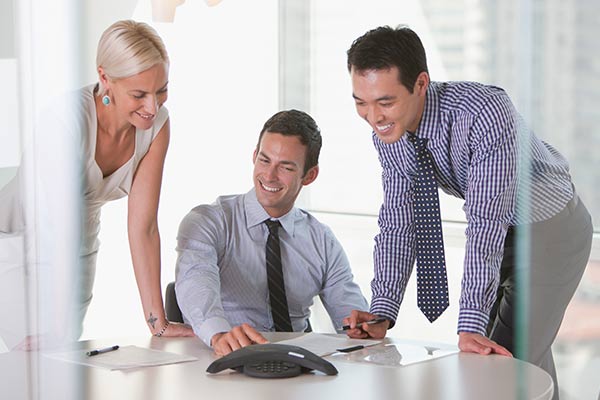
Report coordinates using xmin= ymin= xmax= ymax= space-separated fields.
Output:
xmin=341 ymin=317 xmax=387 ymax=331
xmin=86 ymin=345 xmax=119 ymax=357
xmin=336 ymin=345 xmax=365 ymax=353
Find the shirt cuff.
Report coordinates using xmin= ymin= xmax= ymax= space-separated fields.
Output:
xmin=457 ymin=308 xmax=489 ymax=336
xmin=369 ymin=296 xmax=400 ymax=329
xmin=196 ymin=317 xmax=232 ymax=348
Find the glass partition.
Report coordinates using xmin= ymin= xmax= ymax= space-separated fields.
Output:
xmin=2 ymin=0 xmax=85 ymax=398
xmin=304 ymin=1 xmax=600 ymax=399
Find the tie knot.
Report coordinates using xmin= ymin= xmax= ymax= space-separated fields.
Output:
xmin=265 ymin=219 xmax=281 ymax=235
xmin=407 ymin=133 xmax=426 ymax=149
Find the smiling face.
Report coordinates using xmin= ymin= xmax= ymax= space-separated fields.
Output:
xmin=351 ymin=66 xmax=428 ymax=144
xmin=99 ymin=62 xmax=169 ymax=130
xmin=253 ymin=132 xmax=319 ymax=218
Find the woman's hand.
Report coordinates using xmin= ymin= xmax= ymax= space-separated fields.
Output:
xmin=159 ymin=321 xmax=195 ymax=337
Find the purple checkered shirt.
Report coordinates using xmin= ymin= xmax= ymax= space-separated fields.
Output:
xmin=370 ymin=81 xmax=574 ymax=335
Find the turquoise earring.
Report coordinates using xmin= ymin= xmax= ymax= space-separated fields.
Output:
xmin=102 ymin=95 xmax=110 ymax=105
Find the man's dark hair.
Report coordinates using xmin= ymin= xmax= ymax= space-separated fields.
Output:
xmin=256 ymin=109 xmax=322 ymax=175
xmin=347 ymin=25 xmax=428 ymax=93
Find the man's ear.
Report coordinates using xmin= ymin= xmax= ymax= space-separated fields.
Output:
xmin=301 ymin=165 xmax=319 ymax=186
xmin=252 ymin=149 xmax=258 ymax=164
xmin=414 ymin=71 xmax=430 ymax=95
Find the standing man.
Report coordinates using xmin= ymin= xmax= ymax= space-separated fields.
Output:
xmin=343 ymin=25 xmax=592 ymax=396
xmin=176 ymin=110 xmax=368 ymax=356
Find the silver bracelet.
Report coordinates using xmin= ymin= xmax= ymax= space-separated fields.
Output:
xmin=154 ymin=321 xmax=170 ymax=337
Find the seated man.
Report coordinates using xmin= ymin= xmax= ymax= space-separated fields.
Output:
xmin=175 ymin=110 xmax=368 ymax=355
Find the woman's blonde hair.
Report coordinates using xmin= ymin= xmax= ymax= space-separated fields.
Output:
xmin=96 ymin=20 xmax=169 ymax=95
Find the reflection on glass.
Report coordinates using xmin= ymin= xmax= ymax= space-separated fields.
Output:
xmin=1 ymin=0 xmax=84 ymax=398
xmin=309 ymin=2 xmax=600 ymax=400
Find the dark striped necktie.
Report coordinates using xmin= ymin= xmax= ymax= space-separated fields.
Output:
xmin=264 ymin=219 xmax=293 ymax=332
xmin=408 ymin=134 xmax=449 ymax=322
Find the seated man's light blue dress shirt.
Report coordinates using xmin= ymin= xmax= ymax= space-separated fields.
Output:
xmin=175 ymin=188 xmax=369 ymax=346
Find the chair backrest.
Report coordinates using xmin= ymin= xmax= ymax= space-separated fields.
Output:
xmin=165 ymin=281 xmax=184 ymax=323
xmin=165 ymin=280 xmax=312 ymax=330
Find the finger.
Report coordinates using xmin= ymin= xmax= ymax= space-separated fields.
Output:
xmin=460 ymin=338 xmax=491 ymax=355
xmin=348 ymin=310 xmax=361 ymax=328
xmin=169 ymin=323 xmax=195 ymax=337
xmin=346 ymin=328 xmax=369 ymax=339
xmin=362 ymin=323 xmax=387 ymax=339
xmin=463 ymin=345 xmax=491 ymax=355
xmin=472 ymin=336 xmax=511 ymax=357
xmin=242 ymin=325 xmax=268 ymax=344
xmin=489 ymin=342 xmax=513 ymax=357
xmin=213 ymin=336 xmax=232 ymax=356
xmin=232 ymin=330 xmax=254 ymax=348
xmin=214 ymin=343 xmax=224 ymax=356
xmin=470 ymin=340 xmax=492 ymax=355
xmin=346 ymin=332 xmax=368 ymax=339
xmin=183 ymin=326 xmax=196 ymax=337
xmin=232 ymin=324 xmax=260 ymax=346
xmin=349 ymin=310 xmax=372 ymax=329
xmin=225 ymin=334 xmax=243 ymax=353
xmin=226 ymin=328 xmax=248 ymax=350
xmin=161 ymin=323 xmax=175 ymax=337
xmin=216 ymin=342 xmax=233 ymax=356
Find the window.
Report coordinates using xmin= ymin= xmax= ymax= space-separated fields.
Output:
xmin=303 ymin=2 xmax=600 ymax=399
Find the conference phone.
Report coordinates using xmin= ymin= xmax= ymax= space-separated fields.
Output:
xmin=206 ymin=343 xmax=338 ymax=378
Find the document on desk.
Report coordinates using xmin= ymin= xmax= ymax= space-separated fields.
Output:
xmin=329 ymin=339 xmax=459 ymax=367
xmin=276 ymin=333 xmax=459 ymax=367
xmin=43 ymin=345 xmax=198 ymax=370
xmin=275 ymin=333 xmax=382 ymax=357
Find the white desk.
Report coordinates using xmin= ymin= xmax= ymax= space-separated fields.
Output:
xmin=0 ymin=333 xmax=553 ymax=400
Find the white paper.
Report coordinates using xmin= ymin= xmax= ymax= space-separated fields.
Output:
xmin=329 ymin=341 xmax=458 ymax=367
xmin=43 ymin=345 xmax=198 ymax=370
xmin=275 ymin=333 xmax=382 ymax=356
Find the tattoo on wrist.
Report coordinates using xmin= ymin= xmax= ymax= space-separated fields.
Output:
xmin=147 ymin=312 xmax=158 ymax=329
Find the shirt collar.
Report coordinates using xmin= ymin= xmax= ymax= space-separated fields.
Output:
xmin=414 ymin=81 xmax=441 ymax=142
xmin=243 ymin=188 xmax=298 ymax=237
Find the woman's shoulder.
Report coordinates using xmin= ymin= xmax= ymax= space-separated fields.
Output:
xmin=32 ymin=84 xmax=97 ymax=165
xmin=139 ymin=105 xmax=169 ymax=143
xmin=38 ymin=84 xmax=96 ymax=127
xmin=155 ymin=105 xmax=169 ymax=131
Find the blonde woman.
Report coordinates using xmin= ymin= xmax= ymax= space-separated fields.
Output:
xmin=72 ymin=19 xmax=194 ymax=339
xmin=0 ymin=20 xmax=195 ymax=348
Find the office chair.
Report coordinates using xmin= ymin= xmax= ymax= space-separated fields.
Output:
xmin=165 ymin=281 xmax=184 ymax=323
xmin=165 ymin=280 xmax=313 ymax=331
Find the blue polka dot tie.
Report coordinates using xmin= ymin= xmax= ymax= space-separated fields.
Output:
xmin=408 ymin=134 xmax=449 ymax=322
